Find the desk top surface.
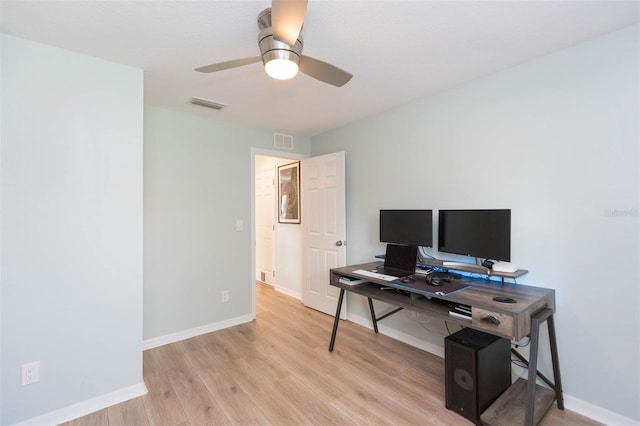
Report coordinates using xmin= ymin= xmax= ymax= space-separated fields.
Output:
xmin=331 ymin=262 xmax=555 ymax=317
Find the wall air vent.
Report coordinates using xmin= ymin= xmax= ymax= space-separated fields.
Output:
xmin=274 ymin=133 xmax=293 ymax=150
xmin=190 ymin=97 xmax=227 ymax=110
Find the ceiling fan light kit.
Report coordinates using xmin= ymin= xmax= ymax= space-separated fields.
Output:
xmin=195 ymin=0 xmax=352 ymax=87
xmin=258 ymin=27 xmax=303 ymax=80
xmin=265 ymin=58 xmax=298 ymax=80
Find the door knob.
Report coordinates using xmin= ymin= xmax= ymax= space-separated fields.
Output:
xmin=335 ymin=240 xmax=345 ymax=246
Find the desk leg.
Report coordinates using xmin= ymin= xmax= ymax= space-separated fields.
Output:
xmin=524 ymin=308 xmax=564 ymax=425
xmin=367 ymin=298 xmax=379 ymax=333
xmin=547 ymin=313 xmax=564 ymax=410
xmin=525 ymin=311 xmax=542 ymax=426
xmin=328 ymin=289 xmax=345 ymax=352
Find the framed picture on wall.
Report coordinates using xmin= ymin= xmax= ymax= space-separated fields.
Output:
xmin=278 ymin=161 xmax=300 ymax=223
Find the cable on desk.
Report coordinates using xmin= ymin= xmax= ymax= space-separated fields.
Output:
xmin=510 ymin=344 xmax=532 ymax=379
xmin=510 ymin=351 xmax=530 ymax=383
xmin=511 ymin=357 xmax=528 ymax=370
xmin=445 ymin=321 xmax=452 ymax=336
xmin=513 ymin=336 xmax=530 ymax=348
xmin=418 ymin=247 xmax=437 ymax=260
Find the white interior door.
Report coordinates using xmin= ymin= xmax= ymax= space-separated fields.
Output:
xmin=255 ymin=157 xmax=276 ymax=285
xmin=301 ymin=151 xmax=346 ymax=317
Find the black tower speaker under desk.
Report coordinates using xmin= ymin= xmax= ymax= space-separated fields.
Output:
xmin=445 ymin=328 xmax=511 ymax=425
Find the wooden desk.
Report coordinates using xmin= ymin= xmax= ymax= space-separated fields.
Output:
xmin=328 ymin=262 xmax=563 ymax=426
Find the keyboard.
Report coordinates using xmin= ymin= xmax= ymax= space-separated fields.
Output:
xmin=352 ymin=269 xmax=398 ymax=282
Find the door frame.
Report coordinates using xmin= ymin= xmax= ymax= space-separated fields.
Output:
xmin=250 ymin=148 xmax=308 ymax=319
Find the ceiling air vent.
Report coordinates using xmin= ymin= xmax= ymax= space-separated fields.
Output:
xmin=274 ymin=133 xmax=293 ymax=150
xmin=190 ymin=97 xmax=227 ymax=110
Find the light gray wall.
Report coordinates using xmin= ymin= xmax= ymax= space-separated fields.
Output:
xmin=311 ymin=25 xmax=639 ymax=421
xmin=1 ymin=35 xmax=144 ymax=424
xmin=143 ymin=107 xmax=310 ymax=341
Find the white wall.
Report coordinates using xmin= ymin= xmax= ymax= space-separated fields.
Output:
xmin=311 ymin=25 xmax=639 ymax=422
xmin=143 ymin=107 xmax=310 ymax=343
xmin=1 ymin=35 xmax=144 ymax=424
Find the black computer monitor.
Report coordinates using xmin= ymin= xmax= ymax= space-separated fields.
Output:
xmin=379 ymin=210 xmax=433 ymax=247
xmin=438 ymin=209 xmax=511 ymax=261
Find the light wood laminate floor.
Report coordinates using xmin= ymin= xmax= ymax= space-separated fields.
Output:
xmin=62 ymin=283 xmax=601 ymax=426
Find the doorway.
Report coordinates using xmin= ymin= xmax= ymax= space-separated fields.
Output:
xmin=251 ymin=149 xmax=307 ymax=319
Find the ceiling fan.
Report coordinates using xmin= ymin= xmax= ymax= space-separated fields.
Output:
xmin=195 ymin=0 xmax=353 ymax=87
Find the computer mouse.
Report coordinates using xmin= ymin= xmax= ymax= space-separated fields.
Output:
xmin=400 ymin=276 xmax=414 ymax=283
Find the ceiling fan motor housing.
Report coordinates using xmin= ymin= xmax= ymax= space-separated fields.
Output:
xmin=258 ymin=28 xmax=303 ymax=67
xmin=257 ymin=8 xmax=303 ymax=67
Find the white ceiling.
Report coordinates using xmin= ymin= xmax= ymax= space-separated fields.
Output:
xmin=1 ymin=1 xmax=638 ymax=136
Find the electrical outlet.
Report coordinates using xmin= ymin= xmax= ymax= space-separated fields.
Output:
xmin=221 ymin=290 xmax=230 ymax=303
xmin=21 ymin=361 xmax=40 ymax=386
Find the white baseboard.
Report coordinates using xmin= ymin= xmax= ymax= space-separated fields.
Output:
xmin=346 ymin=312 xmax=444 ymax=358
xmin=563 ymin=394 xmax=639 ymax=425
xmin=13 ymin=382 xmax=147 ymax=426
xmin=275 ymin=286 xmax=302 ymax=300
xmin=143 ymin=314 xmax=254 ymax=350
xmin=344 ymin=313 xmax=638 ymax=425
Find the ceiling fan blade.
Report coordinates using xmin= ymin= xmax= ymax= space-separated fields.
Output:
xmin=299 ymin=56 xmax=353 ymax=87
xmin=271 ymin=0 xmax=308 ymax=46
xmin=195 ymin=56 xmax=261 ymax=73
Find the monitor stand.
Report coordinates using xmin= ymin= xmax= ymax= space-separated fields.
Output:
xmin=441 ymin=257 xmax=484 ymax=268
xmin=418 ymin=258 xmax=526 ymax=279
